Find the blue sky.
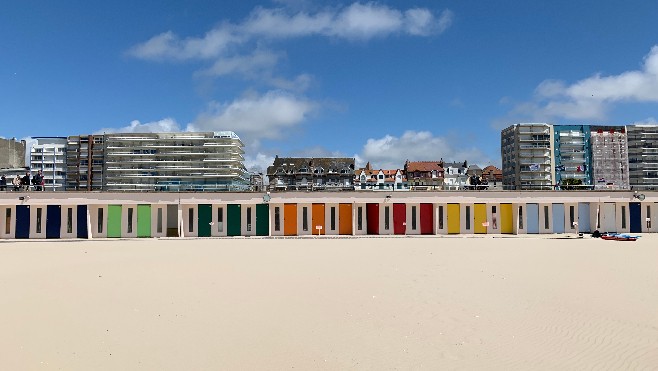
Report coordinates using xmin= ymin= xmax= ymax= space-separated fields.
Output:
xmin=2 ymin=0 xmax=658 ymax=171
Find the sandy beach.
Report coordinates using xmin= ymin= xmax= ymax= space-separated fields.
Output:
xmin=1 ymin=235 xmax=657 ymax=370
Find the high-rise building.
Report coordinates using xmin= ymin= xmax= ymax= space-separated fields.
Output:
xmin=501 ymin=123 xmax=554 ymax=190
xmin=627 ymin=124 xmax=658 ymax=190
xmin=66 ymin=134 xmax=105 ymax=191
xmin=0 ymin=137 xmax=26 ymax=169
xmin=103 ymin=131 xmax=248 ymax=191
xmin=553 ymin=125 xmax=592 ymax=188
xmin=589 ymin=126 xmax=629 ymax=190
xmin=30 ymin=137 xmax=67 ymax=191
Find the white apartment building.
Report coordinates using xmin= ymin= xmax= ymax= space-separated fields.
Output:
xmin=30 ymin=137 xmax=67 ymax=191
xmin=501 ymin=123 xmax=555 ymax=190
xmin=103 ymin=131 xmax=248 ymax=191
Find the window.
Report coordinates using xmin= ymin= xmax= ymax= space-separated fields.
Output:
xmin=519 ymin=206 xmax=524 ymax=229
xmin=128 ymin=208 xmax=133 ymax=233
xmin=274 ymin=207 xmax=281 ymax=231
xmin=544 ymin=206 xmax=549 ymax=229
xmin=330 ymin=207 xmax=336 ymax=230
xmin=303 ymin=207 xmax=308 ymax=231
xmin=384 ymin=206 xmax=390 ymax=230
xmin=218 ymin=207 xmax=224 ymax=232
xmin=188 ymin=208 xmax=193 ymax=233
xmin=411 ymin=206 xmax=417 ymax=230
xmin=157 ymin=208 xmax=163 ymax=233
xmin=569 ymin=206 xmax=575 ymax=229
xmin=438 ymin=206 xmax=444 ymax=230
xmin=5 ymin=208 xmax=10 ymax=234
xmin=357 ymin=207 xmax=363 ymax=230
xmin=492 ymin=206 xmax=498 ymax=229
xmin=621 ymin=205 xmax=626 ymax=229
xmin=36 ymin=208 xmax=42 ymax=234
xmin=98 ymin=208 xmax=103 ymax=233
xmin=67 ymin=208 xmax=73 ymax=234
xmin=247 ymin=207 xmax=252 ymax=231
xmin=465 ymin=206 xmax=471 ymax=230
xmin=647 ymin=205 xmax=652 ymax=229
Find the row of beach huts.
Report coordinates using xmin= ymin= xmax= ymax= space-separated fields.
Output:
xmin=0 ymin=191 xmax=656 ymax=239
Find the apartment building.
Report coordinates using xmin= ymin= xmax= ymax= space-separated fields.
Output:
xmin=266 ymin=156 xmax=355 ymax=191
xmin=30 ymin=137 xmax=67 ymax=191
xmin=553 ymin=125 xmax=592 ymax=188
xmin=0 ymin=137 xmax=26 ymax=169
xmin=627 ymin=124 xmax=658 ymax=190
xmin=501 ymin=123 xmax=555 ymax=190
xmin=102 ymin=131 xmax=248 ymax=191
xmin=590 ymin=126 xmax=629 ymax=190
xmin=66 ymin=134 xmax=105 ymax=191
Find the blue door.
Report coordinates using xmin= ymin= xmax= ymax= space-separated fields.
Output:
xmin=629 ymin=202 xmax=642 ymax=233
xmin=578 ymin=203 xmax=591 ymax=233
xmin=526 ymin=203 xmax=539 ymax=234
xmin=77 ymin=205 xmax=88 ymax=239
xmin=46 ymin=205 xmax=61 ymax=239
xmin=552 ymin=204 xmax=565 ymax=233
xmin=15 ymin=205 xmax=30 ymax=239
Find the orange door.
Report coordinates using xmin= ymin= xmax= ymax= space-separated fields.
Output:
xmin=284 ymin=203 xmax=297 ymax=236
xmin=339 ymin=203 xmax=352 ymax=235
xmin=312 ymin=203 xmax=325 ymax=235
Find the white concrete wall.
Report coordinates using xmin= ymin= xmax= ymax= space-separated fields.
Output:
xmin=563 ymin=203 xmax=578 ymax=233
xmin=460 ymin=203 xmax=474 ymax=234
xmin=616 ymin=202 xmax=630 ymax=233
xmin=0 ymin=206 xmax=15 ymax=239
xmin=30 ymin=205 xmax=46 ymax=238
xmin=181 ymin=205 xmax=197 ymax=238
xmin=270 ymin=204 xmax=284 ymax=236
xmin=242 ymin=204 xmax=256 ymax=236
xmin=151 ymin=205 xmax=167 ymax=238
xmin=487 ymin=203 xmax=501 ymax=234
xmin=122 ymin=205 xmax=138 ymax=238
xmin=436 ymin=203 xmax=447 ymax=235
xmin=514 ymin=203 xmax=526 ymax=235
xmin=539 ymin=203 xmax=552 ymax=234
xmin=379 ymin=203 xmax=393 ymax=235
xmin=60 ymin=205 xmax=77 ymax=238
xmin=89 ymin=205 xmax=107 ymax=238
xmin=211 ymin=204 xmax=227 ymax=237
xmin=406 ymin=203 xmax=420 ymax=235
xmin=354 ymin=203 xmax=367 ymax=235
xmin=325 ymin=203 xmax=339 ymax=235
xmin=298 ymin=203 xmax=312 ymax=236
xmin=642 ymin=202 xmax=658 ymax=233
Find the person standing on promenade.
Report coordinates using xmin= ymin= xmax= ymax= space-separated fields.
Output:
xmin=0 ymin=175 xmax=6 ymax=191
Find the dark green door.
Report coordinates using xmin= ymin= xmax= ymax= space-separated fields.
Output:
xmin=227 ymin=204 xmax=241 ymax=236
xmin=107 ymin=205 xmax=122 ymax=238
xmin=256 ymin=204 xmax=269 ymax=236
xmin=137 ymin=204 xmax=151 ymax=238
xmin=198 ymin=204 xmax=212 ymax=237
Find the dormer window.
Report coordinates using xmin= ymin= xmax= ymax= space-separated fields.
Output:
xmin=299 ymin=168 xmax=308 ymax=173
xmin=314 ymin=167 xmax=324 ymax=174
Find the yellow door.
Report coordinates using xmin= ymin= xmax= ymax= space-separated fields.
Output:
xmin=500 ymin=204 xmax=513 ymax=234
xmin=474 ymin=204 xmax=487 ymax=234
xmin=447 ymin=204 xmax=460 ymax=234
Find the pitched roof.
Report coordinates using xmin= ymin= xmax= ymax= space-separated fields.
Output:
xmin=405 ymin=161 xmax=444 ymax=172
xmin=267 ymin=156 xmax=355 ymax=175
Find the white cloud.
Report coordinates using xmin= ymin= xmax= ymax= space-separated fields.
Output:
xmin=188 ymin=90 xmax=318 ymax=147
xmin=244 ymin=152 xmax=275 ymax=173
xmin=508 ymin=45 xmax=658 ymax=121
xmin=96 ymin=118 xmax=182 ymax=134
xmin=631 ymin=117 xmax=658 ymax=125
xmin=357 ymin=130 xmax=491 ymax=169
xmin=127 ymin=3 xmax=452 ymax=85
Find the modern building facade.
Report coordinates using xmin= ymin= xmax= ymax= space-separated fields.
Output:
xmin=0 ymin=138 xmax=26 ymax=169
xmin=102 ymin=132 xmax=248 ymax=191
xmin=30 ymin=137 xmax=67 ymax=191
xmin=627 ymin=124 xmax=658 ymax=190
xmin=66 ymin=134 xmax=105 ymax=191
xmin=590 ymin=126 xmax=629 ymax=190
xmin=266 ymin=156 xmax=355 ymax=191
xmin=404 ymin=161 xmax=445 ymax=189
xmin=501 ymin=123 xmax=555 ymax=190
xmin=553 ymin=125 xmax=592 ymax=188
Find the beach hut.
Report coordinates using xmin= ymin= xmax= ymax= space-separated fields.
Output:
xmin=617 ymin=202 xmax=630 ymax=233
xmin=641 ymin=203 xmax=657 ymax=233
xmin=436 ymin=204 xmax=447 ymax=235
xmin=15 ymin=205 xmax=30 ymax=239
xmin=578 ymin=203 xmax=591 ymax=233
xmin=420 ymin=203 xmax=433 ymax=234
xmin=366 ymin=203 xmax=379 ymax=235
xmin=271 ymin=204 xmax=283 ymax=236
xmin=563 ymin=203 xmax=578 ymax=233
xmin=474 ymin=203 xmax=487 ymax=234
xmin=298 ymin=203 xmax=312 ymax=236
xmin=284 ymin=203 xmax=297 ymax=236
xmin=393 ymin=203 xmax=406 ymax=235
xmin=526 ymin=203 xmax=539 ymax=234
xmin=197 ymin=204 xmax=212 ymax=237
xmin=45 ymin=205 xmax=61 ymax=239
xmin=339 ymin=203 xmax=352 ymax=235
xmin=241 ymin=205 xmax=257 ymax=236
xmin=600 ymin=203 xmax=616 ymax=232
xmin=107 ymin=205 xmax=122 ymax=238
xmin=552 ymin=203 xmax=565 ymax=233
xmin=150 ymin=204 xmax=166 ymax=238
xmin=629 ymin=202 xmax=642 ymax=233
xmin=312 ymin=203 xmax=325 ymax=235
xmin=256 ymin=204 xmax=269 ymax=236
xmin=460 ymin=203 xmax=474 ymax=234
xmin=324 ymin=203 xmax=339 ymax=235
xmin=354 ymin=203 xmax=367 ymax=235
xmin=379 ymin=204 xmax=393 ymax=235
xmin=447 ymin=203 xmax=460 ymax=234
xmin=227 ymin=204 xmax=241 ymax=236
xmin=500 ymin=203 xmax=513 ymax=234
xmin=77 ymin=205 xmax=89 ymax=239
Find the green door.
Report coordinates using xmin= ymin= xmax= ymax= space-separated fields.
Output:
xmin=137 ymin=204 xmax=151 ymax=238
xmin=256 ymin=204 xmax=269 ymax=236
xmin=107 ymin=205 xmax=122 ymax=238
xmin=198 ymin=204 xmax=212 ymax=237
xmin=227 ymin=204 xmax=241 ymax=236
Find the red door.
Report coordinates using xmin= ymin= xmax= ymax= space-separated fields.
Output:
xmin=366 ymin=203 xmax=379 ymax=235
xmin=393 ymin=203 xmax=406 ymax=235
xmin=420 ymin=203 xmax=433 ymax=234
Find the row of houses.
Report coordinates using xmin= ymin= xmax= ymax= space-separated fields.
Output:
xmin=1 ymin=191 xmax=655 ymax=239
xmin=502 ymin=123 xmax=658 ymax=190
